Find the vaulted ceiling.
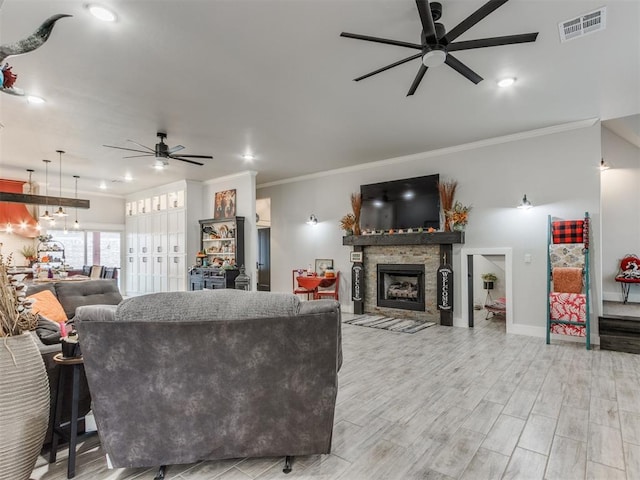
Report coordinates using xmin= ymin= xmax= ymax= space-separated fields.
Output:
xmin=1 ymin=0 xmax=638 ymax=196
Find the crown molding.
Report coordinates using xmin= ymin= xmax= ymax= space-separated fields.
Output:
xmin=257 ymin=118 xmax=599 ymax=189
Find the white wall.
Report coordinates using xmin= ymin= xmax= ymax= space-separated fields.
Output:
xmin=203 ymin=171 xmax=257 ymax=287
xmin=259 ymin=121 xmax=602 ymax=336
xmin=601 ymin=127 xmax=640 ymax=302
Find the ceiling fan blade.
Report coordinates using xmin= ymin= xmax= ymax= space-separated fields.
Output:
xmin=445 ymin=54 xmax=483 ymax=84
xmin=407 ymin=64 xmax=428 ymax=96
xmin=123 ymin=154 xmax=154 ymax=159
xmin=441 ymin=0 xmax=509 ymax=44
xmin=416 ymin=0 xmax=437 ymax=44
xmin=103 ymin=145 xmax=151 ymax=154
xmin=170 ymin=157 xmax=205 ymax=166
xmin=354 ymin=53 xmax=422 ymax=82
xmin=172 ymin=154 xmax=213 ymax=159
xmin=448 ymin=32 xmax=538 ymax=52
xmin=126 ymin=139 xmax=155 ymax=152
xmin=168 ymin=145 xmax=185 ymax=154
xmin=340 ymin=32 xmax=422 ymax=50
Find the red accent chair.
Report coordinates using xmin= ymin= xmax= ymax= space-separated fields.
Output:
xmin=615 ymin=254 xmax=640 ymax=304
xmin=293 ymin=269 xmax=316 ymax=300
xmin=316 ymin=271 xmax=340 ymax=301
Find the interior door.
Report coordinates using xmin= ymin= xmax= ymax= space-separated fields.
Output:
xmin=257 ymin=228 xmax=271 ymax=291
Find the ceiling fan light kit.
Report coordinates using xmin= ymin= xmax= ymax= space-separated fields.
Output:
xmin=153 ymin=158 xmax=168 ymax=170
xmin=341 ymin=0 xmax=539 ymax=96
xmin=422 ymin=47 xmax=447 ymax=67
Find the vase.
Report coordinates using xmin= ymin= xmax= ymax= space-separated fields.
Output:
xmin=0 ymin=333 xmax=50 ymax=480
xmin=453 ymin=223 xmax=466 ymax=232
xmin=442 ymin=212 xmax=452 ymax=232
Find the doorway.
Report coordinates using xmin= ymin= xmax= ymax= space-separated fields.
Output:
xmin=257 ymin=227 xmax=271 ymax=291
xmin=256 ymin=198 xmax=271 ymax=291
xmin=460 ymin=248 xmax=512 ymax=333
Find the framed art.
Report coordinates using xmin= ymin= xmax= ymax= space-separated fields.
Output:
xmin=214 ymin=189 xmax=236 ymax=220
xmin=315 ymin=259 xmax=333 ymax=276
xmin=350 ymin=251 xmax=363 ymax=263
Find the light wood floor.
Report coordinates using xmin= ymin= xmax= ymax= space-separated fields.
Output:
xmin=31 ymin=311 xmax=640 ymax=480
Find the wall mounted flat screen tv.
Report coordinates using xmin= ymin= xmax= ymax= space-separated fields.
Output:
xmin=360 ymin=174 xmax=440 ymax=231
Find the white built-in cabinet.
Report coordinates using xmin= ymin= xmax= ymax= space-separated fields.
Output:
xmin=124 ymin=181 xmax=202 ymax=296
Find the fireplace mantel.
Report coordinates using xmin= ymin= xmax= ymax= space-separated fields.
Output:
xmin=342 ymin=231 xmax=464 ymax=247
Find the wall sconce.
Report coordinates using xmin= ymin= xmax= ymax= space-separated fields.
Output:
xmin=517 ymin=194 xmax=532 ymax=210
xmin=306 ymin=214 xmax=318 ymax=225
xmin=600 ymin=159 xmax=610 ymax=171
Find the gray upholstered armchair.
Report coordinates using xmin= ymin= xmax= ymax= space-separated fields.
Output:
xmin=75 ymin=289 xmax=342 ymax=475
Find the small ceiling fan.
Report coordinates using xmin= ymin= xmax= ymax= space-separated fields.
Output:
xmin=104 ymin=132 xmax=213 ymax=166
xmin=341 ymin=0 xmax=539 ymax=96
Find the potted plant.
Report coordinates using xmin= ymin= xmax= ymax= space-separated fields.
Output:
xmin=19 ymin=244 xmax=37 ymax=267
xmin=0 ymin=253 xmax=50 ymax=480
xmin=481 ymin=273 xmax=498 ymax=290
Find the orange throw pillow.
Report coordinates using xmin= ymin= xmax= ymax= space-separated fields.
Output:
xmin=28 ymin=290 xmax=68 ymax=323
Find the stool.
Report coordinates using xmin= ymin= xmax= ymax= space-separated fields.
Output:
xmin=49 ymin=353 xmax=86 ymax=478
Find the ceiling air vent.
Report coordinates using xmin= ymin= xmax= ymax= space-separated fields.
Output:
xmin=559 ymin=7 xmax=606 ymax=42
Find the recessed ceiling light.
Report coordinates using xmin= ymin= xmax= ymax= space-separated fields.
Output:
xmin=497 ymin=77 xmax=516 ymax=88
xmin=87 ymin=4 xmax=117 ymax=22
xmin=27 ymin=95 xmax=46 ymax=104
xmin=242 ymin=153 xmax=255 ymax=161
xmin=124 ymin=173 xmax=133 ymax=182
xmin=99 ymin=181 xmax=107 ymax=190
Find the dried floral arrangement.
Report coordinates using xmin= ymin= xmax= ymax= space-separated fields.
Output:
xmin=448 ymin=201 xmax=472 ymax=228
xmin=438 ymin=180 xmax=458 ymax=232
xmin=339 ymin=213 xmax=356 ymax=233
xmin=0 ymin=254 xmax=37 ymax=337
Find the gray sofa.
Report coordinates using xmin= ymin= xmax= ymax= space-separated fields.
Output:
xmin=26 ymin=279 xmax=123 ymax=445
xmin=75 ymin=289 xmax=342 ymax=471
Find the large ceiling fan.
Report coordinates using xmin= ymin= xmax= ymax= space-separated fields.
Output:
xmin=104 ymin=132 xmax=213 ymax=166
xmin=341 ymin=0 xmax=539 ymax=96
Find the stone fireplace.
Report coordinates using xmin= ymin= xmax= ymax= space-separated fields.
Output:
xmin=343 ymin=231 xmax=464 ymax=325
xmin=377 ymin=263 xmax=425 ymax=312
xmin=364 ymin=245 xmax=439 ymax=322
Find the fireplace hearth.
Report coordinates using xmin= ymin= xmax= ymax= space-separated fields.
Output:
xmin=377 ymin=264 xmax=425 ymax=312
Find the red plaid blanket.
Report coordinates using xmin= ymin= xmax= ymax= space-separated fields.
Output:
xmin=552 ymin=220 xmax=584 ymax=244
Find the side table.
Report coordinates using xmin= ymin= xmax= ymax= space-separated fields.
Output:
xmin=49 ymin=353 xmax=88 ymax=479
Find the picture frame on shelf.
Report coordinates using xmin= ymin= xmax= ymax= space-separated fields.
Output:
xmin=315 ymin=259 xmax=333 ymax=276
xmin=350 ymin=251 xmax=363 ymax=263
